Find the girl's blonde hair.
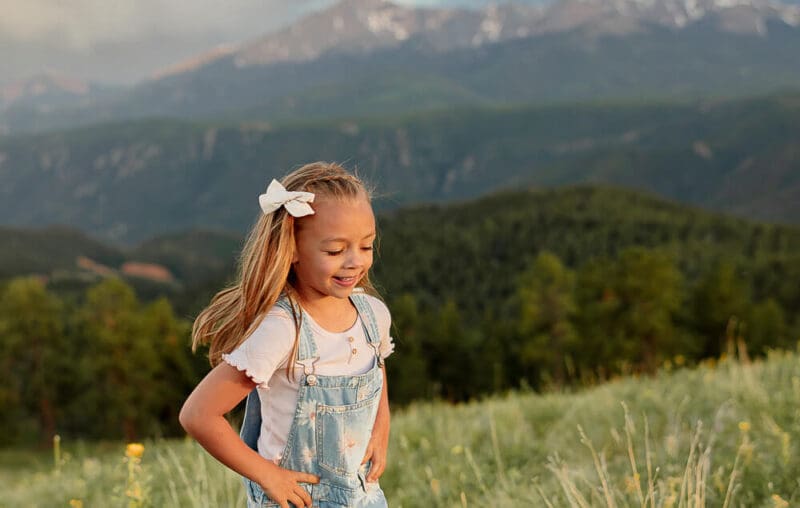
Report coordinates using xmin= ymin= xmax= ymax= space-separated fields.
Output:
xmin=191 ymin=161 xmax=380 ymax=372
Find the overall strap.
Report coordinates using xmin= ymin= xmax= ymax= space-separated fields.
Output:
xmin=350 ymin=292 xmax=384 ymax=366
xmin=275 ymin=295 xmax=320 ymax=383
xmin=241 ymin=295 xmax=318 ymax=447
xmin=350 ymin=293 xmax=381 ymax=346
xmin=274 ymin=296 xmax=319 ymax=363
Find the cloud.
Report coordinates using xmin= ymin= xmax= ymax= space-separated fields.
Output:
xmin=0 ymin=0 xmax=532 ymax=83
xmin=0 ymin=0 xmax=335 ymax=51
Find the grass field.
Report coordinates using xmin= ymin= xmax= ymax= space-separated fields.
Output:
xmin=1 ymin=349 xmax=798 ymax=507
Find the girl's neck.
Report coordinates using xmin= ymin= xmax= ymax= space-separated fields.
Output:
xmin=295 ymin=293 xmax=358 ymax=333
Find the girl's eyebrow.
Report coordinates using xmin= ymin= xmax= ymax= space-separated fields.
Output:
xmin=321 ymin=232 xmax=376 ymax=243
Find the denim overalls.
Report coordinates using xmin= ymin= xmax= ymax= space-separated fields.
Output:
xmin=239 ymin=293 xmax=389 ymax=507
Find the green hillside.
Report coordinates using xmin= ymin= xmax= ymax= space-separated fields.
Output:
xmin=0 ymin=92 xmax=799 ymax=244
xmin=375 ymin=184 xmax=800 ymax=317
xmin=0 ymin=225 xmax=122 ymax=279
xmin=3 ymin=183 xmax=799 ymax=328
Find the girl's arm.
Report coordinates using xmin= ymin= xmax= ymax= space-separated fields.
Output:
xmin=362 ymin=365 xmax=390 ymax=482
xmin=179 ymin=362 xmax=318 ymax=508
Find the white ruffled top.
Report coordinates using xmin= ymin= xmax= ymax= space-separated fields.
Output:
xmin=222 ymin=293 xmax=394 ymax=463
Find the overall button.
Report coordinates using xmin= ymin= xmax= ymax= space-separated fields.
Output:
xmin=306 ymin=374 xmax=317 ymax=386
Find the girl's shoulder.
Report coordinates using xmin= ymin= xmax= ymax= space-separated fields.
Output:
xmin=221 ymin=302 xmax=299 ymax=386
xmin=238 ymin=304 xmax=297 ymax=351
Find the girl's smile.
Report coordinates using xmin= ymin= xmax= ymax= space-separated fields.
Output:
xmin=332 ymin=275 xmax=358 ymax=287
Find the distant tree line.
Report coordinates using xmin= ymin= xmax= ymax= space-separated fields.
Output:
xmin=1 ymin=243 xmax=797 ymax=443
xmin=385 ymin=247 xmax=798 ymax=403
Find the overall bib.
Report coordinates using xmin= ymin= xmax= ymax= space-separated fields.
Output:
xmin=239 ymin=293 xmax=389 ymax=508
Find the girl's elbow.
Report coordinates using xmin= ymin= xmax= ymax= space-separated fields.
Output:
xmin=179 ymin=400 xmax=201 ymax=435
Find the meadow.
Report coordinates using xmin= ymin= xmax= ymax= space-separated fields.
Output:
xmin=1 ymin=348 xmax=797 ymax=508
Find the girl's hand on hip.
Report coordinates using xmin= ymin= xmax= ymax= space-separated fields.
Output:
xmin=362 ymin=365 xmax=391 ymax=483
xmin=258 ymin=462 xmax=319 ymax=508
xmin=361 ymin=419 xmax=389 ymax=482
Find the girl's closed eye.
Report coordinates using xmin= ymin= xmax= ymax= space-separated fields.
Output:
xmin=325 ymin=245 xmax=372 ymax=255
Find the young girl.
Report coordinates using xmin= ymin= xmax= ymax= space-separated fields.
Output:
xmin=180 ymin=162 xmax=393 ymax=508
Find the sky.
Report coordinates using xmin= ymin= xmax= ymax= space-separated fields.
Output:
xmin=0 ymin=0 xmax=530 ymax=86
xmin=0 ymin=0 xmax=334 ymax=85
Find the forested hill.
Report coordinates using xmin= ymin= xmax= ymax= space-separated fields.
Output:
xmin=4 ymin=184 xmax=800 ymax=319
xmin=375 ymin=184 xmax=800 ymax=311
xmin=376 ymin=183 xmax=800 ymax=311
xmin=5 ymin=183 xmax=800 ymax=344
xmin=0 ymin=226 xmax=242 ymax=313
xmin=0 ymin=92 xmax=799 ymax=245
xmin=375 ymin=184 xmax=800 ymax=400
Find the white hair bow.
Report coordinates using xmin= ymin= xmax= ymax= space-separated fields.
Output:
xmin=259 ymin=179 xmax=315 ymax=217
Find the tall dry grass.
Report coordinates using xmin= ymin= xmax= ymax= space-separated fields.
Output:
xmin=1 ymin=347 xmax=798 ymax=507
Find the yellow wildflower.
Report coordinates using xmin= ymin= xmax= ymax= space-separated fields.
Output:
xmin=69 ymin=500 xmax=83 ymax=508
xmin=125 ymin=442 xmax=145 ymax=459
xmin=624 ymin=474 xmax=640 ymax=493
xmin=771 ymin=494 xmax=789 ymax=508
xmin=738 ymin=421 xmax=751 ymax=433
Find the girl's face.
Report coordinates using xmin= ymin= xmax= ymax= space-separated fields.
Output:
xmin=292 ymin=195 xmax=375 ymax=303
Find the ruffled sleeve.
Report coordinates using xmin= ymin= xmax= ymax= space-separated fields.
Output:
xmin=221 ymin=308 xmax=296 ymax=389
xmin=365 ymin=295 xmax=395 ymax=360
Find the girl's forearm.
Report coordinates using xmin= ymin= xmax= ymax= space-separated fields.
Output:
xmin=181 ymin=411 xmax=276 ymax=487
xmin=179 ymin=362 xmax=277 ymax=486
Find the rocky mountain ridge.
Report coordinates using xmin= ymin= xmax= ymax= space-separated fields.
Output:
xmin=153 ymin=0 xmax=800 ymax=78
xmin=2 ymin=0 xmax=799 ymax=135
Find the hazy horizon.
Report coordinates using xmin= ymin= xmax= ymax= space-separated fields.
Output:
xmin=0 ymin=0 xmax=542 ymax=86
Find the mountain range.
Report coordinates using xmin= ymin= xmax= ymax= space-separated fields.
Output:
xmin=0 ymin=91 xmax=797 ymax=245
xmin=2 ymin=0 xmax=799 ymax=135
